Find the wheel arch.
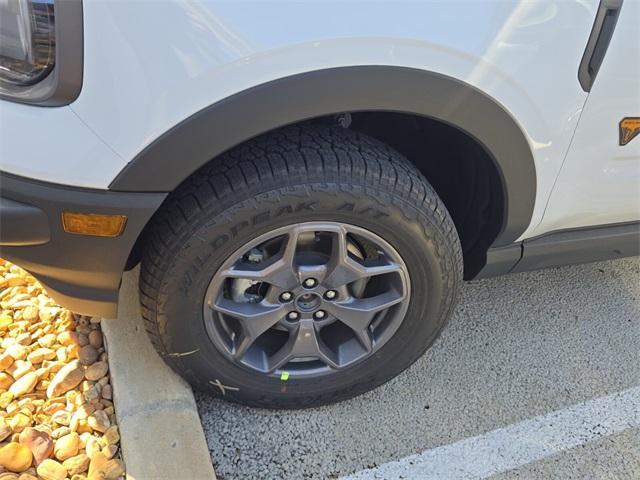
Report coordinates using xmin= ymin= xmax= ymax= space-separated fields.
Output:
xmin=110 ymin=66 xmax=536 ymax=247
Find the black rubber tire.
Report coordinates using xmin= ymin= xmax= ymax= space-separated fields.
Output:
xmin=139 ymin=124 xmax=463 ymax=408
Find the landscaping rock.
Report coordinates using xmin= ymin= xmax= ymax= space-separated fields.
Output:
xmin=77 ymin=346 xmax=98 ymax=366
xmin=0 ymin=260 xmax=124 ymax=477
xmin=0 ymin=443 xmax=32 ymax=473
xmin=0 ymin=417 xmax=11 ymax=442
xmin=84 ymin=362 xmax=108 ymax=382
xmin=36 ymin=459 xmax=67 ymax=480
xmin=18 ymin=428 xmax=54 ymax=465
xmin=102 ymin=426 xmax=120 ymax=446
xmin=46 ymin=362 xmax=84 ymax=399
xmin=88 ymin=331 xmax=103 ymax=349
xmin=0 ymin=353 xmax=13 ymax=370
xmin=87 ymin=411 xmax=110 ymax=433
xmin=62 ymin=453 xmax=90 ymax=475
xmin=0 ymin=373 xmax=13 ymax=390
xmin=88 ymin=452 xmax=124 ymax=480
xmin=8 ymin=373 xmax=37 ymax=398
xmin=53 ymin=432 xmax=79 ymax=461
xmin=26 ymin=348 xmax=55 ymax=365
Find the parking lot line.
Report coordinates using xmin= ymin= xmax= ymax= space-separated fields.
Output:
xmin=341 ymin=385 xmax=640 ymax=480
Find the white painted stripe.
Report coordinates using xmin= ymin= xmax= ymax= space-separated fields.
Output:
xmin=341 ymin=386 xmax=640 ymax=480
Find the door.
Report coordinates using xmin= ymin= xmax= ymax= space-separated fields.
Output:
xmin=534 ymin=0 xmax=640 ymax=235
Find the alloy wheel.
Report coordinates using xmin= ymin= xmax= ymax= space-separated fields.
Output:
xmin=203 ymin=222 xmax=411 ymax=378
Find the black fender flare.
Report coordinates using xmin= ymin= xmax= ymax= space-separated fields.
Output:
xmin=109 ymin=66 xmax=536 ymax=246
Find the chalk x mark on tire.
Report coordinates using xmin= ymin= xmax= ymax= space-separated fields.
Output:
xmin=209 ymin=379 xmax=240 ymax=396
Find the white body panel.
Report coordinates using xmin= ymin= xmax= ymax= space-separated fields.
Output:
xmin=1 ymin=0 xmax=636 ymax=240
xmin=534 ymin=0 xmax=640 ymax=234
xmin=0 ymin=102 xmax=125 ymax=187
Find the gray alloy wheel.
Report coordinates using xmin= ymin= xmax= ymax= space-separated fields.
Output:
xmin=203 ymin=222 xmax=410 ymax=378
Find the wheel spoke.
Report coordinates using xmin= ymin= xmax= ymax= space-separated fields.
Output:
xmin=211 ymin=298 xmax=286 ymax=357
xmin=280 ymin=226 xmax=301 ymax=267
xmin=220 ymin=227 xmax=302 ymax=290
xmin=324 ymin=289 xmax=404 ymax=350
xmin=267 ymin=319 xmax=339 ymax=371
xmin=361 ymin=262 xmax=403 ymax=277
xmin=324 ymin=227 xmax=402 ymax=288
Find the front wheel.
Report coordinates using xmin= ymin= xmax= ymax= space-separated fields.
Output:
xmin=139 ymin=125 xmax=462 ymax=408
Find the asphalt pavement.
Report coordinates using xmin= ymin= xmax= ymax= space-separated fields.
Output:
xmin=196 ymin=257 xmax=640 ymax=479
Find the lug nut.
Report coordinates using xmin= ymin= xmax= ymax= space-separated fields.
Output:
xmin=279 ymin=291 xmax=293 ymax=302
xmin=313 ymin=310 xmax=326 ymax=320
xmin=287 ymin=311 xmax=300 ymax=321
xmin=324 ymin=290 xmax=338 ymax=300
xmin=303 ymin=278 xmax=318 ymax=288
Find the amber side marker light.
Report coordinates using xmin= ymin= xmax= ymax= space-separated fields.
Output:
xmin=61 ymin=213 xmax=127 ymax=237
xmin=619 ymin=117 xmax=640 ymax=146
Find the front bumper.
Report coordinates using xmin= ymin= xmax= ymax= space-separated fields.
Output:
xmin=0 ymin=173 xmax=165 ymax=316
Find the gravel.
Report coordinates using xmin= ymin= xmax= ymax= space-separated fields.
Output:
xmin=196 ymin=257 xmax=640 ymax=480
xmin=0 ymin=259 xmax=124 ymax=479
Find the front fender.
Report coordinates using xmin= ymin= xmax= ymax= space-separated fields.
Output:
xmin=110 ymin=66 xmax=535 ymax=247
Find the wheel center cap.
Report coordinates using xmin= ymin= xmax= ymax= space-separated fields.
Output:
xmin=295 ymin=292 xmax=321 ymax=312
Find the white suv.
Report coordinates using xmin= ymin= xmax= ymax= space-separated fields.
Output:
xmin=1 ymin=0 xmax=638 ymax=408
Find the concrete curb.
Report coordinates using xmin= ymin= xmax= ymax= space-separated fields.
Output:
xmin=102 ymin=268 xmax=216 ymax=480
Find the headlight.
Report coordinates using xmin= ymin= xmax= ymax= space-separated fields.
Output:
xmin=0 ymin=0 xmax=82 ymax=106
xmin=0 ymin=0 xmax=55 ymax=86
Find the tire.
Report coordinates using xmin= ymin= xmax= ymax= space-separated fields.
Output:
xmin=139 ymin=124 xmax=462 ymax=408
